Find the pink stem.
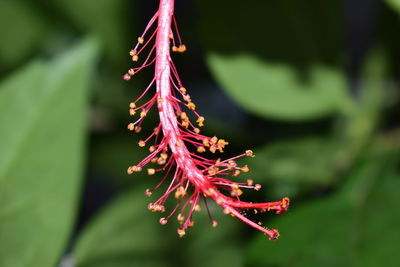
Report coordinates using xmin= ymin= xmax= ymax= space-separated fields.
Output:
xmin=154 ymin=0 xmax=288 ymax=240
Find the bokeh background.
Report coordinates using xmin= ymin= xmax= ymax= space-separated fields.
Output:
xmin=0 ymin=0 xmax=399 ymax=266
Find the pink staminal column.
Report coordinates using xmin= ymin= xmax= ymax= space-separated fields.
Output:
xmin=124 ymin=0 xmax=290 ymax=240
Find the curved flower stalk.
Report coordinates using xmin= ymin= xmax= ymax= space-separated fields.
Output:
xmin=123 ymin=0 xmax=289 ymax=240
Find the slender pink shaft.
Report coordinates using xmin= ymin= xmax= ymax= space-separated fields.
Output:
xmin=125 ymin=0 xmax=289 ymax=239
xmin=155 ymin=0 xmax=210 ymax=188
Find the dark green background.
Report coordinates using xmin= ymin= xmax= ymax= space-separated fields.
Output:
xmin=0 ymin=0 xmax=399 ymax=266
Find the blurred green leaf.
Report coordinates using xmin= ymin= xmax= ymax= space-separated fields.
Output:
xmin=246 ymin=137 xmax=336 ymax=183
xmin=246 ymin=150 xmax=400 ymax=267
xmin=334 ymin=51 xmax=387 ymax=167
xmin=198 ymin=0 xmax=348 ymax=121
xmin=0 ymin=1 xmax=48 ymax=70
xmin=52 ymin=0 xmax=131 ymax=65
xmin=386 ymin=0 xmax=400 ymax=13
xmin=0 ymin=38 xmax=98 ymax=267
xmin=239 ymin=137 xmax=337 ymax=198
xmin=74 ymin=185 xmax=243 ymax=267
xmin=207 ymin=54 xmax=347 ymax=121
xmin=74 ymin=185 xmax=170 ymax=267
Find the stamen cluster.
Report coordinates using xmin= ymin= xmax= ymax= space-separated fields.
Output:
xmin=123 ymin=0 xmax=289 ymax=240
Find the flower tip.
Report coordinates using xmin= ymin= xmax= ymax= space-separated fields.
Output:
xmin=276 ymin=197 xmax=290 ymax=214
xmin=127 ymin=123 xmax=135 ymax=131
xmin=245 ymin=150 xmax=255 ymax=157
xmin=145 ymin=189 xmax=152 ymax=197
xmin=160 ymin=218 xmax=168 ymax=225
xmin=147 ymin=168 xmax=156 ymax=175
xmin=267 ymin=229 xmax=280 ymax=241
xmin=177 ymin=227 xmax=186 ymax=237
xmin=129 ymin=49 xmax=136 ymax=56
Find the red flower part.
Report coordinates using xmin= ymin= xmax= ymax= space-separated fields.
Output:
xmin=123 ymin=0 xmax=289 ymax=240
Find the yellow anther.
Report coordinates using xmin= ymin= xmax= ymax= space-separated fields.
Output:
xmin=176 ymin=141 xmax=181 ymax=147
xmin=133 ymin=166 xmax=142 ymax=172
xmin=157 ymin=157 xmax=166 ymax=165
xmin=182 ymin=121 xmax=189 ymax=128
xmin=231 ymin=183 xmax=239 ymax=190
xmin=177 ymin=228 xmax=186 ymax=237
xmin=194 ymin=204 xmax=201 ymax=212
xmin=169 ymin=34 xmax=173 ymax=39
xmin=216 ymin=198 xmax=223 ymax=204
xmin=179 ymin=87 xmax=187 ymax=94
xmin=241 ymin=165 xmax=249 ymax=172
xmin=153 ymin=127 xmax=160 ymax=135
xmin=247 ymin=179 xmax=254 ymax=186
xmin=129 ymin=49 xmax=136 ymax=56
xmin=150 ymin=204 xmax=165 ymax=213
xmin=127 ymin=165 xmax=142 ymax=174
xmin=212 ymin=221 xmax=218 ymax=227
xmin=211 ymin=136 xmax=218 ymax=144
xmin=160 ymin=153 xmax=168 ymax=159
xmin=178 ymin=44 xmax=186 ymax=53
xmin=194 ymin=128 xmax=200 ymax=134
xmin=129 ymin=102 xmax=136 ymax=109
xmin=281 ymin=197 xmax=290 ymax=209
xmin=209 ymin=147 xmax=216 ymax=153
xmin=128 ymin=68 xmax=135 ymax=76
xmin=255 ymin=184 xmax=261 ymax=191
xmin=172 ymin=46 xmax=178 ymax=52
xmin=197 ymin=146 xmax=206 ymax=153
xmin=134 ymin=126 xmax=142 ymax=133
xmin=196 ymin=116 xmax=205 ymax=127
xmin=180 ymin=112 xmax=188 ymax=120
xmin=140 ymin=110 xmax=147 ymax=118
xmin=227 ymin=160 xmax=237 ymax=169
xmin=129 ymin=109 xmax=136 ymax=116
xmin=127 ymin=123 xmax=135 ymax=131
xmin=138 ymin=37 xmax=144 ymax=44
xmin=147 ymin=168 xmax=155 ymax=175
xmin=149 ymin=146 xmax=155 ymax=152
xmin=159 ymin=217 xmax=167 ymax=225
xmin=157 ymin=97 xmax=164 ymax=103
xmin=245 ymin=150 xmax=255 ymax=157
xmin=138 ymin=140 xmax=146 ymax=147
xmin=208 ymin=167 xmax=217 ymax=176
xmin=187 ymin=102 xmax=196 ymax=110
xmin=223 ymin=207 xmax=230 ymax=214
xmin=218 ymin=139 xmax=229 ymax=147
xmin=175 ymin=186 xmax=186 ymax=199
xmin=203 ymin=138 xmax=210 ymax=147
xmin=145 ymin=189 xmax=152 ymax=196
xmin=151 ymin=157 xmax=158 ymax=163
xmin=177 ymin=213 xmax=185 ymax=223
xmin=132 ymin=55 xmax=139 ymax=62
xmin=188 ymin=221 xmax=195 ymax=228
xmin=233 ymin=170 xmax=241 ymax=176
xmin=183 ymin=94 xmax=191 ymax=102
xmin=206 ymin=188 xmax=215 ymax=196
